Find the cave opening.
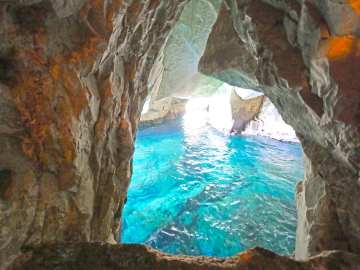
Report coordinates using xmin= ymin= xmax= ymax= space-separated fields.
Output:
xmin=120 ymin=0 xmax=304 ymax=258
xmin=121 ymin=106 xmax=303 ymax=257
xmin=1 ymin=0 xmax=360 ymax=268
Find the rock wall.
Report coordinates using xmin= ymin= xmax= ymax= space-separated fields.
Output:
xmin=139 ymin=0 xmax=223 ymax=126
xmin=1 ymin=0 xmax=360 ymax=268
xmin=199 ymin=0 xmax=360 ymax=259
xmin=153 ymin=0 xmax=223 ymax=100
xmin=0 ymin=0 xmax=189 ymax=268
xmin=11 ymin=242 xmax=360 ymax=270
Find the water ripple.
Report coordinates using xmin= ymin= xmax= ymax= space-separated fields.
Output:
xmin=121 ymin=114 xmax=303 ymax=257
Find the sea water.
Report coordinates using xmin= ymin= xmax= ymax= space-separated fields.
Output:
xmin=121 ymin=111 xmax=303 ymax=257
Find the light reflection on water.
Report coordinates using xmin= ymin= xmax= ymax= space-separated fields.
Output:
xmin=121 ymin=112 xmax=303 ymax=257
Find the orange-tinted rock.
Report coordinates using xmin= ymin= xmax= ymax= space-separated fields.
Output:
xmin=198 ymin=0 xmax=360 ymax=260
xmin=0 ymin=0 xmax=189 ymax=268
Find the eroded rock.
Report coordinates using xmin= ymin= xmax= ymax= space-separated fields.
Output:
xmin=0 ymin=0 xmax=190 ymax=268
xmin=1 ymin=0 xmax=360 ymax=268
xmin=230 ymin=87 xmax=264 ymax=132
xmin=199 ymin=0 xmax=360 ymax=259
xmin=153 ymin=0 xmax=223 ymax=101
xmin=140 ymin=97 xmax=189 ymax=126
xmin=11 ymin=242 xmax=360 ymax=270
xmin=242 ymin=97 xmax=298 ymax=142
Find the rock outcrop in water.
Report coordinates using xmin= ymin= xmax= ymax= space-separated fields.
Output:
xmin=242 ymin=96 xmax=298 ymax=142
xmin=0 ymin=0 xmax=360 ymax=269
xmin=140 ymin=0 xmax=222 ymax=125
xmin=140 ymin=96 xmax=189 ymax=126
xmin=199 ymin=0 xmax=360 ymax=260
xmin=230 ymin=87 xmax=264 ymax=132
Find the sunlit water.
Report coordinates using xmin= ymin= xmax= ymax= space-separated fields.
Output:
xmin=121 ymin=111 xmax=303 ymax=257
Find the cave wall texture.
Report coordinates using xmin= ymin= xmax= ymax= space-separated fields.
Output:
xmin=140 ymin=0 xmax=223 ymax=125
xmin=0 ymin=0 xmax=189 ymax=268
xmin=199 ymin=0 xmax=360 ymax=260
xmin=0 ymin=0 xmax=360 ymax=269
xmin=153 ymin=0 xmax=223 ymax=100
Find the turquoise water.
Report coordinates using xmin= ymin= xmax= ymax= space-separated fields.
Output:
xmin=121 ymin=112 xmax=303 ymax=257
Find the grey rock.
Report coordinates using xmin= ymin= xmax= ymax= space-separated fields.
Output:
xmin=154 ymin=0 xmax=223 ymax=101
xmin=1 ymin=0 xmax=360 ymax=268
xmin=199 ymin=0 xmax=360 ymax=259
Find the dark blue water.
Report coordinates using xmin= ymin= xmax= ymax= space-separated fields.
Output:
xmin=121 ymin=112 xmax=303 ymax=257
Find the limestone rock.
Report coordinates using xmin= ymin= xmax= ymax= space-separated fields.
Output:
xmin=199 ymin=0 xmax=360 ymax=258
xmin=295 ymin=135 xmax=358 ymax=259
xmin=11 ymin=242 xmax=360 ymax=270
xmin=140 ymin=97 xmax=189 ymax=126
xmin=1 ymin=0 xmax=360 ymax=268
xmin=0 ymin=0 xmax=190 ymax=268
xmin=143 ymin=0 xmax=224 ymax=123
xmin=242 ymin=97 xmax=298 ymax=142
xmin=153 ymin=0 xmax=223 ymax=101
xmin=230 ymin=87 xmax=264 ymax=132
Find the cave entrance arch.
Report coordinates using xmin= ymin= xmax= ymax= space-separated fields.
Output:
xmin=120 ymin=0 xmax=304 ymax=258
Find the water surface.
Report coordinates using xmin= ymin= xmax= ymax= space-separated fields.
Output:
xmin=121 ymin=112 xmax=303 ymax=257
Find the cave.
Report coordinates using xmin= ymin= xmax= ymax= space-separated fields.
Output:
xmin=0 ymin=0 xmax=360 ymax=269
xmin=121 ymin=1 xmax=303 ymax=257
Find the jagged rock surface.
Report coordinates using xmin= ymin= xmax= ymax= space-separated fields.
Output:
xmin=153 ymin=0 xmax=223 ymax=101
xmin=142 ymin=0 xmax=224 ymax=124
xmin=0 ymin=0 xmax=189 ymax=268
xmin=234 ymin=87 xmax=263 ymax=100
xmin=10 ymin=242 xmax=360 ymax=270
xmin=1 ymin=0 xmax=360 ymax=269
xmin=199 ymin=0 xmax=360 ymax=259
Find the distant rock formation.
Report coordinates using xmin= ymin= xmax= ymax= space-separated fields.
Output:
xmin=140 ymin=97 xmax=189 ymax=126
xmin=230 ymin=87 xmax=264 ymax=132
xmin=242 ymin=97 xmax=298 ymax=142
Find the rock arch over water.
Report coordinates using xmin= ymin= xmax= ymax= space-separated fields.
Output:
xmin=0 ymin=0 xmax=360 ymax=269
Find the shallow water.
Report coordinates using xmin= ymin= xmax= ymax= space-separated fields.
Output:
xmin=121 ymin=112 xmax=303 ymax=257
